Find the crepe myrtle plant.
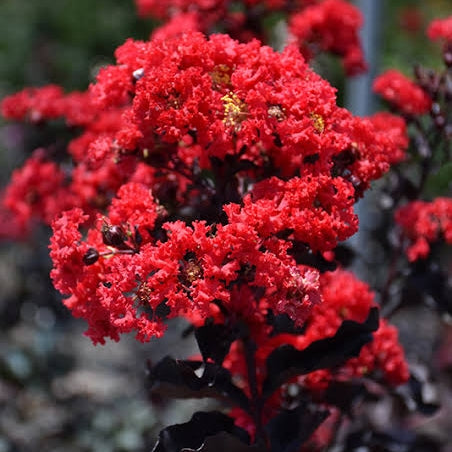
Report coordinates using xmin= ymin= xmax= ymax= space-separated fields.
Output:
xmin=1 ymin=2 xmax=451 ymax=451
xmin=371 ymin=16 xmax=452 ymax=321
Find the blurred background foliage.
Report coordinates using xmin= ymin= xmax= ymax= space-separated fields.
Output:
xmin=0 ymin=0 xmax=451 ymax=93
xmin=381 ymin=0 xmax=451 ymax=73
xmin=0 ymin=1 xmax=451 ymax=451
xmin=0 ymin=0 xmax=151 ymax=93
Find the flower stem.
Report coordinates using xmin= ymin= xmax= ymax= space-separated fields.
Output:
xmin=243 ymin=335 xmax=267 ymax=448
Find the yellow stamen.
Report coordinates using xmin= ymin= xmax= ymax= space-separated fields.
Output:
xmin=310 ymin=113 xmax=325 ymax=133
xmin=221 ymin=92 xmax=247 ymax=129
xmin=211 ymin=64 xmax=231 ymax=86
xmin=136 ymin=282 xmax=152 ymax=304
xmin=184 ymin=261 xmax=203 ymax=284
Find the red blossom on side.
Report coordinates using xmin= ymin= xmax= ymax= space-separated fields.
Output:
xmin=2 ymin=151 xmax=73 ymax=230
xmin=288 ymin=0 xmax=367 ymax=75
xmin=395 ymin=198 xmax=452 ymax=261
xmin=1 ymin=86 xmax=95 ymax=126
xmin=373 ymin=69 xmax=432 ymax=115
xmin=427 ymin=16 xmax=452 ymax=42
xmin=366 ymin=112 xmax=408 ymax=164
xmin=1 ymin=85 xmax=64 ymax=123
xmin=333 ymin=111 xmax=408 ymax=194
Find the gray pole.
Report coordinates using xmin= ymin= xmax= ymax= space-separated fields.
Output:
xmin=346 ymin=0 xmax=384 ymax=280
xmin=346 ymin=0 xmax=383 ymax=116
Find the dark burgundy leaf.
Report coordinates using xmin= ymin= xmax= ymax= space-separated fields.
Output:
xmin=151 ymin=411 xmax=251 ymax=452
xmin=266 ymin=310 xmax=306 ymax=337
xmin=147 ymin=356 xmax=250 ymax=411
xmin=333 ymin=244 xmax=356 ymax=267
xmin=195 ymin=320 xmax=241 ymax=365
xmin=263 ymin=307 xmax=379 ymax=398
xmin=323 ymin=380 xmax=370 ymax=416
xmin=289 ymin=241 xmax=337 ymax=273
xmin=402 ymin=262 xmax=452 ymax=314
xmin=182 ymin=432 xmax=266 ymax=452
xmin=264 ymin=405 xmax=329 ymax=452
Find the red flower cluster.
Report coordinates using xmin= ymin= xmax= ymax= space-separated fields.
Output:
xmin=2 ymin=150 xmax=70 ymax=233
xmin=136 ymin=0 xmax=367 ymax=75
xmin=288 ymin=0 xmax=366 ymax=75
xmin=0 ymin=87 xmax=156 ymax=230
xmin=427 ymin=15 xmax=452 ymax=42
xmin=50 ymin=184 xmax=164 ymax=343
xmin=50 ymin=182 xmax=322 ymax=343
xmin=395 ymin=198 xmax=452 ymax=262
xmin=225 ymin=175 xmax=359 ymax=252
xmin=1 ymin=33 xmax=408 ymax=343
xmin=300 ymin=270 xmax=409 ymax=387
xmin=373 ymin=69 xmax=432 ymax=115
xmin=0 ymin=85 xmax=94 ymax=126
xmin=1 ymin=33 xmax=407 ymax=241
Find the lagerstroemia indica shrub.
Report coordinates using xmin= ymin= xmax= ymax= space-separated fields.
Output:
xmin=0 ymin=1 xmax=451 ymax=451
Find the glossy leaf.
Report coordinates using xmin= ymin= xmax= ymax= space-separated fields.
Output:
xmin=195 ymin=321 xmax=241 ymax=365
xmin=147 ymin=356 xmax=250 ymax=411
xmin=152 ymin=411 xmax=251 ymax=452
xmin=265 ymin=405 xmax=329 ymax=452
xmin=263 ymin=307 xmax=379 ymax=398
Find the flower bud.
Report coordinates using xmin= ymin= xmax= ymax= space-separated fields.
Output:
xmin=102 ymin=224 xmax=127 ymax=247
xmin=83 ymin=247 xmax=99 ymax=265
